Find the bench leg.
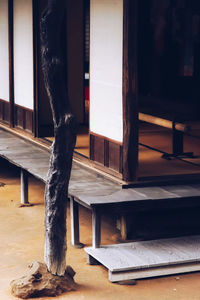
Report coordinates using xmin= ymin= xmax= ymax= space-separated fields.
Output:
xmin=162 ymin=124 xmax=194 ymax=160
xmin=87 ymin=254 xmax=100 ymax=265
xmin=92 ymin=209 xmax=101 ymax=248
xmin=70 ymin=196 xmax=84 ymax=248
xmin=120 ymin=214 xmax=138 ymax=240
xmin=21 ymin=169 xmax=29 ymax=204
xmin=173 ymin=128 xmax=184 ymax=156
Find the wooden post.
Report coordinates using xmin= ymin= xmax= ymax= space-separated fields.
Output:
xmin=122 ymin=0 xmax=138 ymax=182
xmin=20 ymin=169 xmax=29 ymax=204
xmin=70 ymin=197 xmax=84 ymax=248
xmin=172 ymin=122 xmax=184 ymax=156
xmin=41 ymin=0 xmax=77 ymax=276
xmin=92 ymin=209 xmax=101 ymax=249
xmin=8 ymin=0 xmax=14 ymax=128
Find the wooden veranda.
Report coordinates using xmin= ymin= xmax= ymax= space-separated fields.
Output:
xmin=1 ymin=127 xmax=200 ymax=282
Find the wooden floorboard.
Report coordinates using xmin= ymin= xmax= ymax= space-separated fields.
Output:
xmin=74 ymin=183 xmax=200 ymax=209
xmin=138 ymin=123 xmax=200 ymax=178
xmin=0 ymin=128 xmax=120 ymax=195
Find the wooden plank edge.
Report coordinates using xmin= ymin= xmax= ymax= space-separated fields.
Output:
xmin=0 ymin=153 xmax=46 ymax=183
xmin=109 ymin=262 xmax=200 ymax=282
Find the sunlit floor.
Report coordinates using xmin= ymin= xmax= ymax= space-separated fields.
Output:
xmin=74 ymin=125 xmax=89 ymax=157
xmin=46 ymin=125 xmax=90 ymax=157
xmin=45 ymin=122 xmax=200 ymax=179
xmin=138 ymin=122 xmax=200 ymax=179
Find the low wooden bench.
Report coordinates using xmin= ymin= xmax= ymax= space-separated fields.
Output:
xmin=70 ymin=184 xmax=200 ymax=249
xmin=139 ymin=112 xmax=193 ymax=159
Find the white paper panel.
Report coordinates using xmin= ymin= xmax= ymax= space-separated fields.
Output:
xmin=13 ymin=0 xmax=33 ymax=110
xmin=90 ymin=0 xmax=123 ymax=142
xmin=0 ymin=0 xmax=9 ymax=101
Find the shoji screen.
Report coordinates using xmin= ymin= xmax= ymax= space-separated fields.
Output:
xmin=90 ymin=0 xmax=123 ymax=142
xmin=13 ymin=0 xmax=33 ymax=110
xmin=0 ymin=0 xmax=9 ymax=102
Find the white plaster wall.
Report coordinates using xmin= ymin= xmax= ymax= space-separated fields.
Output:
xmin=0 ymin=0 xmax=9 ymax=101
xmin=90 ymin=0 xmax=123 ymax=142
xmin=13 ymin=0 xmax=34 ymax=109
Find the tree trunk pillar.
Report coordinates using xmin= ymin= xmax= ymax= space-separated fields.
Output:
xmin=41 ymin=0 xmax=77 ymax=276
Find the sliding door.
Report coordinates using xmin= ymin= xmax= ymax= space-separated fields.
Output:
xmin=89 ymin=0 xmax=123 ymax=175
xmin=0 ymin=0 xmax=10 ymax=123
xmin=13 ymin=0 xmax=34 ymax=132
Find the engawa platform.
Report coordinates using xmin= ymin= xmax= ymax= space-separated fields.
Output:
xmin=0 ymin=128 xmax=120 ymax=196
xmin=1 ymin=127 xmax=200 ymax=282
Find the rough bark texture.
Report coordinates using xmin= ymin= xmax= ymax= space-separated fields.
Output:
xmin=40 ymin=0 xmax=77 ymax=275
xmin=10 ymin=261 xmax=76 ymax=299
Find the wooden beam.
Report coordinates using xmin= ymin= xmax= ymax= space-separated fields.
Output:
xmin=122 ymin=0 xmax=138 ymax=182
xmin=139 ymin=113 xmax=190 ymax=132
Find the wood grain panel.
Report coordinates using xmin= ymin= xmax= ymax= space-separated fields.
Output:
xmin=15 ymin=105 xmax=23 ymax=128
xmin=109 ymin=141 xmax=122 ymax=173
xmin=90 ymin=133 xmax=123 ymax=175
xmin=25 ymin=109 xmax=33 ymax=132
xmin=3 ymin=101 xmax=10 ymax=123
xmin=14 ymin=104 xmax=34 ymax=133
xmin=0 ymin=100 xmax=3 ymax=120
xmin=92 ymin=134 xmax=105 ymax=165
xmin=0 ymin=99 xmax=10 ymax=124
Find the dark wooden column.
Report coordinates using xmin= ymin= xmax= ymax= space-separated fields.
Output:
xmin=8 ymin=0 xmax=14 ymax=128
xmin=122 ymin=0 xmax=138 ymax=182
xmin=33 ymin=0 xmax=39 ymax=137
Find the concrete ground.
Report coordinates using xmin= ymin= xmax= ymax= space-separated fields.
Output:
xmin=1 ymin=159 xmax=200 ymax=300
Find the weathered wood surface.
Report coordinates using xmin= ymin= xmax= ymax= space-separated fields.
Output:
xmin=85 ymin=235 xmax=200 ymax=281
xmin=122 ymin=0 xmax=138 ymax=182
xmin=108 ymin=263 xmax=200 ymax=282
xmin=139 ymin=112 xmax=189 ymax=132
xmin=40 ymin=0 xmax=78 ymax=276
xmin=0 ymin=129 xmax=120 ymax=195
xmin=73 ymin=184 xmax=200 ymax=209
xmin=1 ymin=128 xmax=200 ymax=208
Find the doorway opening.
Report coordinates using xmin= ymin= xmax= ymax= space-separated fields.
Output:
xmin=74 ymin=0 xmax=90 ymax=158
xmin=44 ymin=0 xmax=90 ymax=158
xmin=138 ymin=0 xmax=200 ymax=180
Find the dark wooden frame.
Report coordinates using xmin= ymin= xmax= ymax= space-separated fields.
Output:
xmin=83 ymin=0 xmax=90 ymax=125
xmin=0 ymin=0 xmax=35 ymax=133
xmin=8 ymin=0 xmax=14 ymax=127
xmin=33 ymin=0 xmax=39 ymax=137
xmin=122 ymin=0 xmax=138 ymax=182
xmin=0 ymin=0 xmax=13 ymax=126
